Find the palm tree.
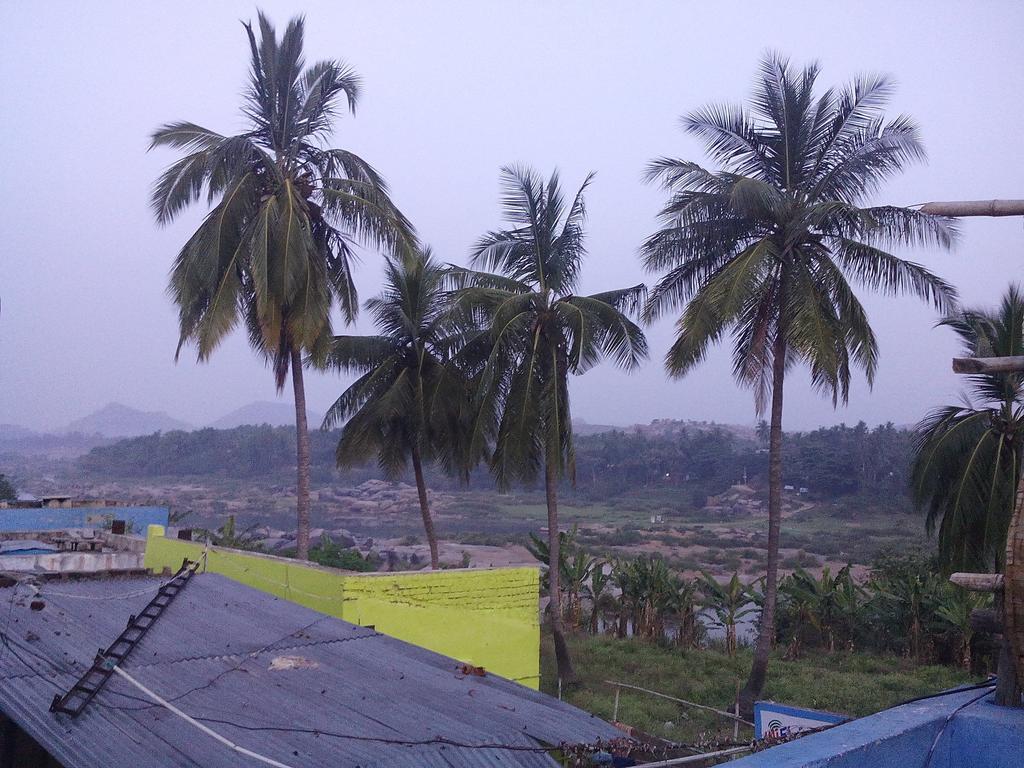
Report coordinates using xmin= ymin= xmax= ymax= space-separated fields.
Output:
xmin=756 ymin=419 xmax=770 ymax=449
xmin=321 ymin=250 xmax=477 ymax=569
xmin=457 ymin=166 xmax=648 ymax=683
xmin=911 ymin=285 xmax=1024 ymax=574
xmin=641 ymin=54 xmax=957 ymax=713
xmin=150 ymin=12 xmax=413 ymax=560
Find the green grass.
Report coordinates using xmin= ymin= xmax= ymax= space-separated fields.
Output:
xmin=540 ymin=632 xmax=977 ymax=744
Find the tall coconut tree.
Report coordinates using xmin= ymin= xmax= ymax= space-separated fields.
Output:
xmin=150 ymin=13 xmax=413 ymax=559
xmin=641 ymin=54 xmax=957 ymax=713
xmin=321 ymin=250 xmax=479 ymax=569
xmin=912 ymin=285 xmax=1024 ymax=574
xmin=457 ymin=166 xmax=648 ymax=683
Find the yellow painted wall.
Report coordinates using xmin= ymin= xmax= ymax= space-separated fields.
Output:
xmin=144 ymin=526 xmax=540 ymax=687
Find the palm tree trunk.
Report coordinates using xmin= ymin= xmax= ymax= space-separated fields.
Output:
xmin=739 ymin=332 xmax=786 ymax=717
xmin=997 ymin=470 xmax=1024 ymax=705
xmin=545 ymin=449 xmax=576 ymax=685
xmin=291 ymin=348 xmax=311 ymax=561
xmin=411 ymin=445 xmax=440 ymax=569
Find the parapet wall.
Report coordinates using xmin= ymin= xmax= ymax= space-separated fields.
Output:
xmin=143 ymin=526 xmax=541 ymax=688
xmin=730 ymin=687 xmax=1022 ymax=768
xmin=0 ymin=506 xmax=168 ymax=534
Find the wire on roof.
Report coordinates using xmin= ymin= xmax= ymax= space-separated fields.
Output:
xmin=98 ymin=685 xmax=750 ymax=759
xmin=98 ymin=615 xmax=343 ymax=711
xmin=112 ymin=666 xmax=298 ymax=768
xmin=5 ymin=639 xmax=740 ymax=763
xmin=0 ymin=582 xmax=27 ymax=666
xmin=37 ymin=581 xmax=174 ymax=601
xmin=2 ymin=584 xmax=752 ymax=765
xmin=921 ymin=686 xmax=996 ymax=768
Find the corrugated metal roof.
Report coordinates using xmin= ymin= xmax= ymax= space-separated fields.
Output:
xmin=0 ymin=573 xmax=619 ymax=767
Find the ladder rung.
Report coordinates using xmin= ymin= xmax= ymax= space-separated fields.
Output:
xmin=49 ymin=560 xmax=198 ymax=718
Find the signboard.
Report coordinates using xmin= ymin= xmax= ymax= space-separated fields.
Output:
xmin=754 ymin=701 xmax=848 ymax=740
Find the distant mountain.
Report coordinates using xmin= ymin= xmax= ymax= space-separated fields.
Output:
xmin=631 ymin=418 xmax=757 ymax=441
xmin=573 ymin=418 xmax=756 ymax=440
xmin=61 ymin=403 xmax=193 ymax=438
xmin=0 ymin=424 xmax=38 ymax=440
xmin=0 ymin=423 xmax=113 ymax=457
xmin=209 ymin=401 xmax=324 ymax=430
xmin=572 ymin=419 xmax=621 ymax=436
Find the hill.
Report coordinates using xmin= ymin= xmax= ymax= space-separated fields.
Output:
xmin=210 ymin=401 xmax=323 ymax=429
xmin=61 ymin=403 xmax=193 ymax=438
xmin=572 ymin=419 xmax=620 ymax=436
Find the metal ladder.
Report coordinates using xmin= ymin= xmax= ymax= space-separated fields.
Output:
xmin=50 ymin=558 xmax=198 ymax=717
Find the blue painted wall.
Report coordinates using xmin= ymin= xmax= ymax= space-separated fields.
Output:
xmin=0 ymin=506 xmax=168 ymax=534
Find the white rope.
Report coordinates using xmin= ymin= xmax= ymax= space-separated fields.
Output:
xmin=111 ymin=666 xmax=297 ymax=768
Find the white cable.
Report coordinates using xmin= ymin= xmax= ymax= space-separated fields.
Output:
xmin=111 ymin=666 xmax=297 ymax=768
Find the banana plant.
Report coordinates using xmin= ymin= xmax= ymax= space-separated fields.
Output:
xmin=934 ymin=583 xmax=991 ymax=670
xmin=699 ymin=571 xmax=758 ymax=656
xmin=526 ymin=525 xmax=599 ymax=627
xmin=781 ymin=566 xmax=863 ymax=652
xmin=584 ymin=562 xmax=614 ymax=635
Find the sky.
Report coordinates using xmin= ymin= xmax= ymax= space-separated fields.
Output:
xmin=1 ymin=1 xmax=1022 ymax=433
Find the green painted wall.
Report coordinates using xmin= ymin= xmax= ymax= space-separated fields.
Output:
xmin=144 ymin=526 xmax=540 ymax=687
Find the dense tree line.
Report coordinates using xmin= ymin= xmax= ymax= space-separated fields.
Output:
xmin=78 ymin=421 xmax=913 ymax=504
xmin=573 ymin=422 xmax=912 ymax=502
xmin=78 ymin=426 xmax=336 ymax=480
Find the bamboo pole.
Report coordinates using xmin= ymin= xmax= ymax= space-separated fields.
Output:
xmin=950 ymin=573 xmax=1004 ymax=592
xmin=733 ymin=681 xmax=741 ymax=741
xmin=633 ymin=746 xmax=753 ymax=766
xmin=952 ymin=356 xmax=1024 ymax=374
xmin=604 ymin=681 xmax=754 ymax=726
xmin=919 ymin=200 xmax=1024 ymax=217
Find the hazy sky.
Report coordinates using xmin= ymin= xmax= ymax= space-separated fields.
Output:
xmin=2 ymin=1 xmax=1022 ymax=433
